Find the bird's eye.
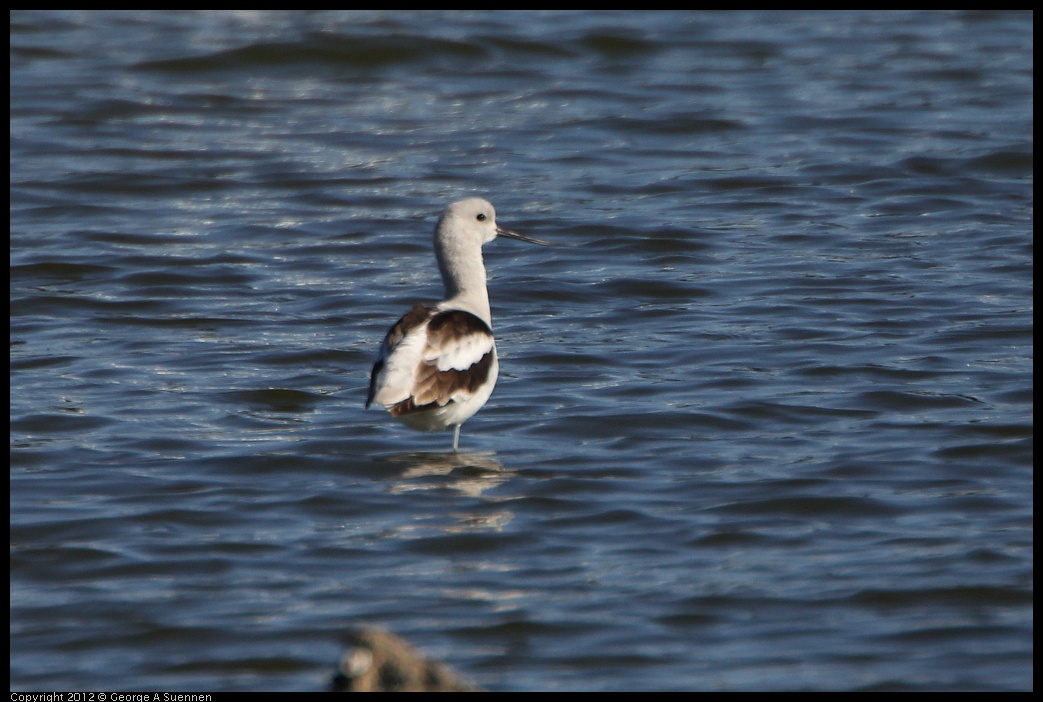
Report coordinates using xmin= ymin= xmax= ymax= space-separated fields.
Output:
xmin=476 ymin=213 xmax=487 ymax=221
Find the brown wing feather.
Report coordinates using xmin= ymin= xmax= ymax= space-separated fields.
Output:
xmin=389 ymin=309 xmax=495 ymax=416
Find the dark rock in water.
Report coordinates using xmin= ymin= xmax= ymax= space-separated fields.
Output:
xmin=332 ymin=629 xmax=482 ymax=692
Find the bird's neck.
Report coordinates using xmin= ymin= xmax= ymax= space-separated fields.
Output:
xmin=436 ymin=241 xmax=492 ymax=327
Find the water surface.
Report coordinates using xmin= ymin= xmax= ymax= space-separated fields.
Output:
xmin=10 ymin=10 xmax=1032 ymax=691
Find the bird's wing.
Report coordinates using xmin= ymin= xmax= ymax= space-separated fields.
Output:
xmin=367 ymin=307 xmax=496 ymax=416
xmin=366 ymin=304 xmax=435 ymax=409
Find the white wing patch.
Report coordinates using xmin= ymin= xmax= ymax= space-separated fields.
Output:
xmin=427 ymin=326 xmax=495 ymax=372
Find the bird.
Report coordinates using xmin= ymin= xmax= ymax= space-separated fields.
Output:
xmin=365 ymin=198 xmax=550 ymax=450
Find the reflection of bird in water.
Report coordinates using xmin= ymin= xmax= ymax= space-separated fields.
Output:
xmin=332 ymin=628 xmax=481 ymax=692
xmin=376 ymin=451 xmax=510 ymax=499
xmin=365 ymin=198 xmax=550 ymax=450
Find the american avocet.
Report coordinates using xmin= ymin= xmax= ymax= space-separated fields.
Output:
xmin=365 ymin=198 xmax=549 ymax=450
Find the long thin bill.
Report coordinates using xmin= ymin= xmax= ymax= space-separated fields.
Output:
xmin=496 ymin=226 xmax=555 ymax=246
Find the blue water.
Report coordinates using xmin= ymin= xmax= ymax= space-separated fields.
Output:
xmin=10 ymin=10 xmax=1032 ymax=691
